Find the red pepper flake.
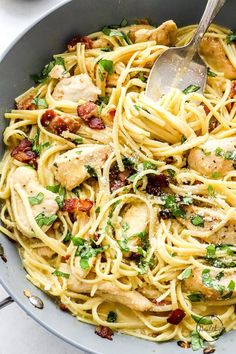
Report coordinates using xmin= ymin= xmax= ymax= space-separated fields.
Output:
xmin=63 ymin=198 xmax=94 ymax=213
xmin=167 ymin=308 xmax=186 ymax=325
xmin=95 ymin=326 xmax=113 ymax=340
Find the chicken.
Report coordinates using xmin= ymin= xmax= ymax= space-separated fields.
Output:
xmin=52 ymin=144 xmax=112 ymax=190
xmin=184 ymin=268 xmax=236 ymax=300
xmin=116 ymin=203 xmax=149 ymax=249
xmin=179 ymin=205 xmax=236 ymax=245
xmin=129 ymin=20 xmax=177 ymax=46
xmin=188 ymin=137 xmax=236 ymax=177
xmin=199 ymin=37 xmax=236 ymax=79
xmin=11 ymin=166 xmax=59 ymax=237
xmin=49 ymin=64 xmax=69 ymax=80
xmin=52 ymin=73 xmax=101 ymax=102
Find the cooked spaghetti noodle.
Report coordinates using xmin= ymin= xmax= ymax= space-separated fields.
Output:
xmin=1 ymin=20 xmax=236 ymax=347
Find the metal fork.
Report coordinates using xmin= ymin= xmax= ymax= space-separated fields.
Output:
xmin=146 ymin=0 xmax=226 ymax=101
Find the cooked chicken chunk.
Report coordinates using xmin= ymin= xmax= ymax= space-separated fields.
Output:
xmin=179 ymin=205 xmax=236 ymax=245
xmin=53 ymin=145 xmax=112 ymax=190
xmin=49 ymin=64 xmax=69 ymax=79
xmin=184 ymin=268 xmax=236 ymax=300
xmin=11 ymin=166 xmax=59 ymax=237
xmin=188 ymin=137 xmax=236 ymax=177
xmin=199 ymin=37 xmax=236 ymax=79
xmin=116 ymin=203 xmax=149 ymax=249
xmin=52 ymin=74 xmax=101 ymax=102
xmin=129 ymin=20 xmax=177 ymax=46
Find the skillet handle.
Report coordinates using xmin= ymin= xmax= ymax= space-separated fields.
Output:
xmin=0 ymin=296 xmax=14 ymax=309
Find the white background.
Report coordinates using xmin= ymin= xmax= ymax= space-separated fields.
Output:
xmin=0 ymin=0 xmax=84 ymax=353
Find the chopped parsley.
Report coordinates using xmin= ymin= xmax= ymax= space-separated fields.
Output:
xmin=35 ymin=213 xmax=57 ymax=227
xmin=182 ymin=85 xmax=200 ymax=95
xmin=191 ymin=215 xmax=204 ymax=227
xmin=179 ymin=268 xmax=192 ymax=280
xmin=28 ymin=192 xmax=44 ymax=206
xmin=74 ymin=137 xmax=83 ymax=144
xmin=207 ymin=68 xmax=217 ymax=77
xmin=226 ymin=31 xmax=236 ymax=44
xmin=224 ymin=150 xmax=236 ymax=160
xmin=215 ymin=147 xmax=224 ymax=156
xmin=206 ymin=244 xmax=216 ymax=258
xmin=107 ymin=311 xmax=117 ymax=323
xmin=138 ymin=73 xmax=147 ymax=83
xmin=32 ymin=97 xmax=48 ymax=109
xmin=31 ymin=130 xmax=50 ymax=155
xmin=52 ymin=270 xmax=70 ymax=279
xmin=208 ymin=185 xmax=215 ymax=197
xmin=211 ymin=171 xmax=221 ymax=179
xmin=102 ymin=26 xmax=132 ymax=45
xmin=142 ymin=161 xmax=157 ymax=170
xmin=190 ymin=330 xmax=204 ymax=351
xmin=63 ymin=231 xmax=72 ymax=243
xmin=98 ymin=59 xmax=114 ymax=81
xmin=30 ymin=56 xmax=65 ymax=84
xmin=167 ymin=169 xmax=176 ymax=177
xmin=85 ymin=164 xmax=97 ymax=177
xmin=46 ymin=184 xmax=65 ymax=208
xmin=187 ymin=293 xmax=204 ymax=302
xmin=161 ymin=194 xmax=186 ymax=219
xmin=191 ymin=314 xmax=213 ymax=325
xmin=201 ymin=269 xmax=225 ymax=295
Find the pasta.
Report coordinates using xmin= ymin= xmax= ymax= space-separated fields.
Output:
xmin=1 ymin=19 xmax=236 ymax=348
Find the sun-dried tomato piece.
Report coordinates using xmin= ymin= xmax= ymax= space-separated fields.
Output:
xmin=167 ymin=308 xmax=186 ymax=325
xmin=146 ymin=174 xmax=169 ymax=196
xmin=95 ymin=326 xmax=113 ymax=340
xmin=77 ymin=102 xmax=98 ymax=121
xmin=63 ymin=198 xmax=94 ymax=213
xmin=67 ymin=35 xmax=93 ymax=51
xmin=11 ymin=138 xmax=38 ymax=168
xmin=87 ymin=117 xmax=105 ymax=129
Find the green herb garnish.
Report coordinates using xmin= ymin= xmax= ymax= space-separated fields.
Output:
xmin=107 ymin=311 xmax=117 ymax=323
xmin=31 ymin=56 xmax=65 ymax=84
xmin=226 ymin=31 xmax=236 ymax=44
xmin=190 ymin=215 xmax=204 ymax=227
xmin=32 ymin=97 xmax=48 ymax=109
xmin=52 ymin=270 xmax=70 ymax=279
xmin=35 ymin=213 xmax=57 ymax=227
xmin=28 ymin=192 xmax=44 ymax=206
xmin=183 ymin=85 xmax=200 ymax=95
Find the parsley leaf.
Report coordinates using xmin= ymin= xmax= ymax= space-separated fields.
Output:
xmin=31 ymin=56 xmax=65 ymax=84
xmin=207 ymin=68 xmax=217 ymax=77
xmin=182 ymin=85 xmax=200 ymax=95
xmin=32 ymin=97 xmax=48 ymax=109
xmin=190 ymin=330 xmax=204 ymax=351
xmin=107 ymin=311 xmax=117 ymax=323
xmin=179 ymin=268 xmax=192 ymax=280
xmin=28 ymin=192 xmax=44 ymax=206
xmin=98 ymin=59 xmax=114 ymax=80
xmin=102 ymin=26 xmax=132 ymax=44
xmin=52 ymin=269 xmax=70 ymax=279
xmin=73 ymin=237 xmax=109 ymax=269
xmin=190 ymin=215 xmax=204 ymax=227
xmin=226 ymin=31 xmax=236 ymax=44
xmin=85 ymin=164 xmax=97 ymax=177
xmin=191 ymin=314 xmax=213 ymax=325
xmin=208 ymin=185 xmax=215 ymax=197
xmin=187 ymin=293 xmax=204 ymax=302
xmin=31 ymin=130 xmax=50 ymax=155
xmin=35 ymin=213 xmax=57 ymax=227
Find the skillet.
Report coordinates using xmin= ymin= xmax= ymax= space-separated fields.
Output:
xmin=0 ymin=1 xmax=236 ymax=353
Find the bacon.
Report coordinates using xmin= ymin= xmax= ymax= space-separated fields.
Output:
xmin=95 ymin=326 xmax=113 ymax=340
xmin=61 ymin=255 xmax=70 ymax=262
xmin=63 ymin=198 xmax=94 ymax=213
xmin=227 ymin=80 xmax=236 ymax=112
xmin=59 ymin=303 xmax=68 ymax=311
xmin=167 ymin=308 xmax=186 ymax=325
xmin=16 ymin=94 xmax=36 ymax=110
xmin=203 ymin=104 xmax=210 ymax=115
xmin=77 ymin=102 xmax=105 ymax=130
xmin=77 ymin=102 xmax=98 ymax=121
xmin=109 ymin=162 xmax=135 ymax=192
xmin=87 ymin=117 xmax=105 ymax=129
xmin=11 ymin=138 xmax=37 ymax=168
xmin=41 ymin=110 xmax=80 ymax=135
xmin=146 ymin=174 xmax=169 ymax=196
xmin=67 ymin=35 xmax=93 ymax=51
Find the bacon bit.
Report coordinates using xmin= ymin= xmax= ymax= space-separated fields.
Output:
xmin=146 ymin=174 xmax=169 ymax=196
xmin=41 ymin=110 xmax=80 ymax=135
xmin=95 ymin=326 xmax=113 ymax=340
xmin=11 ymin=138 xmax=38 ymax=168
xmin=87 ymin=117 xmax=105 ymax=129
xmin=63 ymin=198 xmax=94 ymax=213
xmin=94 ymin=232 xmax=100 ymax=242
xmin=77 ymin=102 xmax=105 ymax=130
xmin=153 ymin=299 xmax=171 ymax=306
xmin=107 ymin=107 xmax=116 ymax=122
xmin=129 ymin=253 xmax=141 ymax=261
xmin=67 ymin=35 xmax=93 ymax=52
xmin=16 ymin=94 xmax=36 ymax=110
xmin=61 ymin=255 xmax=70 ymax=262
xmin=77 ymin=102 xmax=98 ymax=121
xmin=59 ymin=302 xmax=68 ymax=311
xmin=204 ymin=104 xmax=210 ymax=115
xmin=209 ymin=117 xmax=218 ymax=132
xmin=227 ymin=80 xmax=236 ymax=112
xmin=167 ymin=308 xmax=186 ymax=325
xmin=109 ymin=163 xmax=135 ymax=192
xmin=165 ymin=156 xmax=175 ymax=164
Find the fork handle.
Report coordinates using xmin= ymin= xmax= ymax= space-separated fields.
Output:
xmin=190 ymin=0 xmax=226 ymax=50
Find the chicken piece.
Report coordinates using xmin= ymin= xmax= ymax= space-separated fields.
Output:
xmin=129 ymin=20 xmax=177 ymax=46
xmin=53 ymin=145 xmax=112 ymax=190
xmin=179 ymin=205 xmax=236 ymax=245
xmin=188 ymin=137 xmax=236 ymax=177
xmin=116 ymin=203 xmax=149 ymax=249
xmin=52 ymin=74 xmax=101 ymax=102
xmin=11 ymin=166 xmax=59 ymax=237
xmin=184 ymin=268 xmax=236 ymax=300
xmin=92 ymin=37 xmax=112 ymax=49
xmin=49 ymin=64 xmax=69 ymax=80
xmin=35 ymin=246 xmax=55 ymax=258
xmin=199 ymin=37 xmax=236 ymax=79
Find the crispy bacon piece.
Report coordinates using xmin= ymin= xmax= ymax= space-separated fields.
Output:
xmin=77 ymin=102 xmax=105 ymax=130
xmin=11 ymin=138 xmax=37 ymax=168
xmin=41 ymin=110 xmax=80 ymax=135
xmin=203 ymin=104 xmax=210 ymax=115
xmin=59 ymin=302 xmax=68 ymax=311
xmin=146 ymin=174 xmax=169 ymax=196
xmin=87 ymin=117 xmax=105 ymax=129
xmin=16 ymin=94 xmax=36 ymax=110
xmin=63 ymin=198 xmax=94 ymax=213
xmin=227 ymin=80 xmax=236 ymax=112
xmin=167 ymin=308 xmax=186 ymax=325
xmin=77 ymin=102 xmax=98 ymax=121
xmin=61 ymin=255 xmax=70 ymax=262
xmin=67 ymin=35 xmax=93 ymax=51
xmin=109 ymin=162 xmax=135 ymax=192
xmin=95 ymin=326 xmax=113 ymax=340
